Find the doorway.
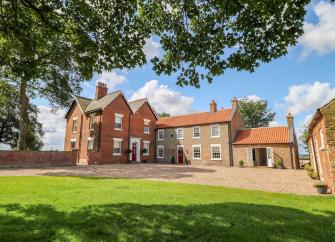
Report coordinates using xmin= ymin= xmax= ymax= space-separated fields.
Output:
xmin=131 ymin=143 xmax=137 ymax=161
xmin=177 ymin=146 xmax=184 ymax=164
xmin=248 ymin=147 xmax=273 ymax=167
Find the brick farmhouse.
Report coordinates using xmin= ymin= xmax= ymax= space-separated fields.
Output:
xmin=307 ymin=98 xmax=335 ymax=192
xmin=64 ymin=83 xmax=299 ymax=168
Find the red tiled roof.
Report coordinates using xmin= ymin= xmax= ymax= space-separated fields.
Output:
xmin=233 ymin=127 xmax=291 ymax=145
xmin=156 ymin=109 xmax=233 ymax=128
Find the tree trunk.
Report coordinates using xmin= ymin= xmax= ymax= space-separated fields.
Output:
xmin=17 ymin=79 xmax=29 ymax=150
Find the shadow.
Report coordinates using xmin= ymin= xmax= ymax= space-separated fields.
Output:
xmin=36 ymin=164 xmax=216 ymax=180
xmin=0 ymin=203 xmax=334 ymax=241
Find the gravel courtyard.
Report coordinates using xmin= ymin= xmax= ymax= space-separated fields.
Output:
xmin=0 ymin=164 xmax=319 ymax=195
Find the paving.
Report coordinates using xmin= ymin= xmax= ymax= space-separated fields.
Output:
xmin=0 ymin=163 xmax=319 ymax=195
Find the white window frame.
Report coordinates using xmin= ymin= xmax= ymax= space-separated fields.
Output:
xmin=193 ymin=126 xmax=201 ymax=139
xmin=70 ymin=138 xmax=76 ymax=150
xmin=88 ymin=113 xmax=95 ymax=130
xmin=157 ymin=129 xmax=165 ymax=141
xmin=211 ymin=124 xmax=220 ymax=138
xmin=211 ymin=144 xmax=222 ymax=160
xmin=114 ymin=113 xmax=123 ymax=130
xmin=176 ymin=128 xmax=184 ymax=140
xmin=144 ymin=119 xmax=150 ymax=134
xmin=113 ymin=138 xmax=123 ymax=155
xmin=320 ymin=129 xmax=325 ymax=150
xmin=192 ymin=145 xmax=201 ymax=160
xmin=157 ymin=145 xmax=164 ymax=159
xmin=143 ymin=140 xmax=150 ymax=155
xmin=72 ymin=117 xmax=78 ymax=133
xmin=87 ymin=137 xmax=94 ymax=150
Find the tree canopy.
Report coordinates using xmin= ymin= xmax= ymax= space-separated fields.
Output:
xmin=238 ymin=97 xmax=276 ymax=128
xmin=0 ymin=0 xmax=310 ymax=149
xmin=158 ymin=112 xmax=171 ymax=118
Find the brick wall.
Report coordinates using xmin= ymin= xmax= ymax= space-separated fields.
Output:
xmin=0 ymin=151 xmax=77 ymax=168
xmin=64 ymin=103 xmax=83 ymax=151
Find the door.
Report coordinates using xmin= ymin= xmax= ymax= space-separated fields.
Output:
xmin=177 ymin=147 xmax=184 ymax=164
xmin=266 ymin=147 xmax=274 ymax=167
xmin=132 ymin=143 xmax=137 ymax=161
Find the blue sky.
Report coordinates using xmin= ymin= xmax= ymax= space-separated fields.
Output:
xmin=22 ymin=1 xmax=335 ymax=153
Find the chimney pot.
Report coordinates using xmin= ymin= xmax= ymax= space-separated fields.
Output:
xmin=210 ymin=100 xmax=217 ymax=112
xmin=96 ymin=82 xmax=108 ymax=100
xmin=287 ymin=113 xmax=294 ymax=128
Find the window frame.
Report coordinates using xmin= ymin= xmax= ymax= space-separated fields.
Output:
xmin=70 ymin=138 xmax=76 ymax=150
xmin=211 ymin=124 xmax=220 ymax=138
xmin=192 ymin=145 xmax=201 ymax=160
xmin=113 ymin=138 xmax=123 ymax=155
xmin=143 ymin=140 xmax=150 ymax=155
xmin=144 ymin=119 xmax=150 ymax=134
xmin=114 ymin=113 xmax=123 ymax=130
xmin=211 ymin=144 xmax=222 ymax=160
xmin=157 ymin=129 xmax=165 ymax=141
xmin=193 ymin=126 xmax=201 ymax=139
xmin=176 ymin=128 xmax=184 ymax=140
xmin=157 ymin=145 xmax=164 ymax=159
xmin=87 ymin=137 xmax=94 ymax=150
xmin=72 ymin=117 xmax=78 ymax=133
xmin=88 ymin=113 xmax=95 ymax=131
xmin=320 ymin=129 xmax=325 ymax=150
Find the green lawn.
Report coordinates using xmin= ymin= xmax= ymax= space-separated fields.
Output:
xmin=0 ymin=177 xmax=334 ymax=242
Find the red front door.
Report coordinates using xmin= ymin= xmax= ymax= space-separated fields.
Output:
xmin=132 ymin=143 xmax=137 ymax=161
xmin=177 ymin=147 xmax=184 ymax=164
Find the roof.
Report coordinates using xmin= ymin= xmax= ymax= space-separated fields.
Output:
xmin=128 ymin=98 xmax=147 ymax=113
xmin=308 ymin=97 xmax=335 ymax=132
xmin=156 ymin=109 xmax=234 ymax=128
xmin=233 ymin=127 xmax=291 ymax=145
xmin=85 ymin=91 xmax=122 ymax=113
xmin=75 ymin=96 xmax=92 ymax=112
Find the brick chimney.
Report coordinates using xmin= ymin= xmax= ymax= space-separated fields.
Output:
xmin=210 ymin=100 xmax=217 ymax=112
xmin=287 ymin=113 xmax=294 ymax=128
xmin=96 ymin=82 xmax=108 ymax=100
xmin=231 ymin=97 xmax=238 ymax=109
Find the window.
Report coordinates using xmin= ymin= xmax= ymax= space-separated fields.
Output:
xmin=157 ymin=145 xmax=164 ymax=158
xmin=157 ymin=129 xmax=164 ymax=140
xmin=192 ymin=145 xmax=201 ymax=159
xmin=320 ymin=129 xmax=325 ymax=149
xmin=143 ymin=141 xmax=150 ymax=155
xmin=144 ymin=119 xmax=150 ymax=134
xmin=70 ymin=139 xmax=76 ymax=150
xmin=211 ymin=144 xmax=221 ymax=160
xmin=72 ymin=118 xmax=78 ymax=133
xmin=193 ymin=126 xmax=200 ymax=138
xmin=87 ymin=137 xmax=94 ymax=150
xmin=176 ymin=128 xmax=184 ymax=139
xmin=113 ymin=138 xmax=122 ymax=155
xmin=114 ymin=113 xmax=123 ymax=130
xmin=211 ymin=124 xmax=220 ymax=137
xmin=88 ymin=113 xmax=95 ymax=130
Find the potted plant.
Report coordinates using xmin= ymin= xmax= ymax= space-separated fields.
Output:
xmin=239 ymin=160 xmax=244 ymax=168
xmin=313 ymin=181 xmax=328 ymax=194
xmin=170 ymin=156 xmax=176 ymax=164
xmin=275 ymin=159 xmax=284 ymax=169
xmin=184 ymin=156 xmax=190 ymax=165
xmin=142 ymin=148 xmax=148 ymax=154
xmin=126 ymin=149 xmax=132 ymax=154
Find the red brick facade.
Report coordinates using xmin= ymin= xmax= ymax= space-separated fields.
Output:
xmin=64 ymin=86 xmax=157 ymax=165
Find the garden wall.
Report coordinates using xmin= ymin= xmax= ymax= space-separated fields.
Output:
xmin=0 ymin=151 xmax=77 ymax=168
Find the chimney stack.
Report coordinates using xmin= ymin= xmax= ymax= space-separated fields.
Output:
xmin=231 ymin=97 xmax=238 ymax=109
xmin=210 ymin=100 xmax=217 ymax=113
xmin=287 ymin=113 xmax=294 ymax=128
xmin=96 ymin=82 xmax=108 ymax=100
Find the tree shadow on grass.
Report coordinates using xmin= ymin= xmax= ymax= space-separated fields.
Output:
xmin=0 ymin=203 xmax=334 ymax=242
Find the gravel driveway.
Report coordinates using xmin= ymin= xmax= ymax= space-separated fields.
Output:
xmin=0 ymin=164 xmax=319 ymax=195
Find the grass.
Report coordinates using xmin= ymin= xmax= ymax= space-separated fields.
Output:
xmin=0 ymin=176 xmax=334 ymax=242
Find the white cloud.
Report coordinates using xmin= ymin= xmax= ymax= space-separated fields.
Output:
xmin=143 ymin=38 xmax=161 ymax=60
xmin=284 ymin=81 xmax=335 ymax=115
xmin=96 ymin=71 xmax=127 ymax=90
xmin=244 ymin=95 xmax=262 ymax=102
xmin=130 ymin=80 xmax=194 ymax=115
xmin=37 ymin=106 xmax=66 ymax=151
xmin=269 ymin=120 xmax=282 ymax=127
xmin=300 ymin=1 xmax=335 ymax=58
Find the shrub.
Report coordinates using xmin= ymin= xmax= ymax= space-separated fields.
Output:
xmin=171 ymin=156 xmax=176 ymax=164
xmin=185 ymin=157 xmax=190 ymax=165
xmin=142 ymin=148 xmax=148 ymax=154
xmin=239 ymin=160 xmax=244 ymax=167
xmin=304 ymin=163 xmax=313 ymax=172
xmin=275 ymin=159 xmax=283 ymax=168
xmin=307 ymin=170 xmax=318 ymax=179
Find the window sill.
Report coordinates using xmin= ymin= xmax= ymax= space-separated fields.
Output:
xmin=192 ymin=137 xmax=200 ymax=139
xmin=211 ymin=158 xmax=222 ymax=161
xmin=157 ymin=139 xmax=164 ymax=141
xmin=210 ymin=136 xmax=220 ymax=138
xmin=177 ymin=138 xmax=184 ymax=140
xmin=157 ymin=157 xmax=164 ymax=159
xmin=113 ymin=153 xmax=122 ymax=156
xmin=114 ymin=128 xmax=123 ymax=131
xmin=193 ymin=158 xmax=201 ymax=160
xmin=144 ymin=132 xmax=150 ymax=134
xmin=72 ymin=132 xmax=77 ymax=134
xmin=143 ymin=154 xmax=149 ymax=156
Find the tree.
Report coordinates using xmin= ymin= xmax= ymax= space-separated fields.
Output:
xmin=238 ymin=97 xmax=275 ymax=128
xmin=158 ymin=112 xmax=171 ymax=118
xmin=0 ymin=81 xmax=44 ymax=150
xmin=299 ymin=123 xmax=310 ymax=153
xmin=1 ymin=0 xmax=310 ymax=149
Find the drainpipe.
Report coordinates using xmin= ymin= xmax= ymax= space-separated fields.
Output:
xmin=77 ymin=114 xmax=84 ymax=164
xmin=228 ymin=122 xmax=234 ymax=167
xmin=128 ymin=112 xmax=131 ymax=163
xmin=97 ymin=113 xmax=102 ymax=152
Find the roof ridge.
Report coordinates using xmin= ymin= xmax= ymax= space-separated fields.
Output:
xmin=239 ymin=126 xmax=287 ymax=130
xmin=75 ymin=95 xmax=92 ymax=100
xmin=128 ymin=98 xmax=147 ymax=103
xmin=158 ymin=108 xmax=232 ymax=119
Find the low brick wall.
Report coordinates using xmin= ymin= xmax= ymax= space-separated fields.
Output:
xmin=0 ymin=151 xmax=77 ymax=168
